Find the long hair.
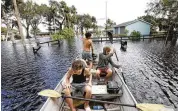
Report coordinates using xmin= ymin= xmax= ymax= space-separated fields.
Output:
xmin=72 ymin=60 xmax=84 ymax=70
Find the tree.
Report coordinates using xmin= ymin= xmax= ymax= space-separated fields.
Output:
xmin=106 ymin=18 xmax=116 ymax=29
xmin=44 ymin=0 xmax=74 ymax=32
xmin=70 ymin=5 xmax=77 ymax=28
xmin=29 ymin=3 xmax=46 ymax=40
xmin=2 ymin=0 xmax=25 ymax=42
xmin=1 ymin=7 xmax=13 ymax=41
xmin=138 ymin=15 xmax=157 ymax=33
xmin=30 ymin=27 xmax=41 ymax=35
xmin=146 ymin=0 xmax=178 ymax=40
xmin=19 ymin=1 xmax=35 ymax=38
xmin=13 ymin=0 xmax=25 ymax=42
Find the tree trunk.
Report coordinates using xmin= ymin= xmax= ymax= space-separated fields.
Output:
xmin=5 ymin=24 xmax=10 ymax=41
xmin=166 ymin=25 xmax=174 ymax=41
xmin=13 ymin=0 xmax=25 ymax=43
xmin=26 ymin=25 xmax=30 ymax=38
xmin=81 ymin=27 xmax=83 ymax=36
xmin=60 ymin=23 xmax=62 ymax=30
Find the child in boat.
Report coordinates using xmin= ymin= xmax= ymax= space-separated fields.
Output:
xmin=96 ymin=46 xmax=121 ymax=83
xmin=82 ymin=32 xmax=94 ymax=69
xmin=63 ymin=59 xmax=92 ymax=111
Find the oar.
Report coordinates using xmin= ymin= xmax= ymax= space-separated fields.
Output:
xmin=120 ymin=68 xmax=126 ymax=83
xmin=107 ymin=31 xmax=113 ymax=44
xmin=113 ymin=51 xmax=126 ymax=83
xmin=107 ymin=31 xmax=118 ymax=61
xmin=38 ymin=89 xmax=174 ymax=111
xmin=114 ymin=51 xmax=119 ymax=61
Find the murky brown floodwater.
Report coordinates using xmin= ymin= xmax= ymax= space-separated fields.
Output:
xmin=1 ymin=37 xmax=178 ymax=111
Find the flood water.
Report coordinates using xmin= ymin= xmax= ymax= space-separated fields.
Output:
xmin=1 ymin=37 xmax=178 ymax=111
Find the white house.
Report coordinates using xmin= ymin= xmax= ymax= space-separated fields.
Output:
xmin=113 ymin=19 xmax=152 ymax=35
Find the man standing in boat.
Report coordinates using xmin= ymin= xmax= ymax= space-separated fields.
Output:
xmin=82 ymin=32 xmax=94 ymax=69
xmin=63 ymin=59 xmax=92 ymax=111
xmin=96 ymin=46 xmax=121 ymax=84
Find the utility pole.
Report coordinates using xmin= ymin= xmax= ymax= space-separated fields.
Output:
xmin=105 ymin=1 xmax=107 ymax=38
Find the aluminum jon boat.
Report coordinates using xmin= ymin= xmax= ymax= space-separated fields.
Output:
xmin=39 ymin=61 xmax=139 ymax=111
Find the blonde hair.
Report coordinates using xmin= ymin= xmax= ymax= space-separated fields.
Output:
xmin=103 ymin=46 xmax=111 ymax=53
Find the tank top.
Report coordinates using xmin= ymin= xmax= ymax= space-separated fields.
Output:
xmin=72 ymin=68 xmax=86 ymax=83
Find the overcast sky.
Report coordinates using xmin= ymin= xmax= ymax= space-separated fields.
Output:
xmin=33 ymin=0 xmax=151 ymax=25
xmin=23 ymin=0 xmax=151 ymax=32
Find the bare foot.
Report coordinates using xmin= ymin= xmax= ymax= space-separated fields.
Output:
xmin=71 ymin=108 xmax=76 ymax=111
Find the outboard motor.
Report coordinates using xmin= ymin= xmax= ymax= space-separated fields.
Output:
xmin=120 ymin=41 xmax=127 ymax=51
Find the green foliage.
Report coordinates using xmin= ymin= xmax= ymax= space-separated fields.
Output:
xmin=1 ymin=27 xmax=7 ymax=34
xmin=92 ymin=29 xmax=102 ymax=37
xmin=60 ymin=27 xmax=74 ymax=38
xmin=129 ymin=30 xmax=141 ymax=40
xmin=52 ymin=28 xmax=74 ymax=40
xmin=106 ymin=18 xmax=116 ymax=29
xmin=124 ymin=29 xmax=129 ymax=35
xmin=2 ymin=0 xmax=23 ymax=13
xmin=52 ymin=33 xmax=64 ymax=40
xmin=30 ymin=28 xmax=41 ymax=35
xmin=2 ymin=0 xmax=100 ymax=40
xmin=118 ymin=34 xmax=127 ymax=37
xmin=146 ymin=0 xmax=178 ymax=32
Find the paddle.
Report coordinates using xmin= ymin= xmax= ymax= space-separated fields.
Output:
xmin=119 ymin=68 xmax=126 ymax=83
xmin=114 ymin=50 xmax=119 ymax=61
xmin=107 ymin=32 xmax=126 ymax=84
xmin=38 ymin=89 xmax=175 ymax=111
xmin=107 ymin=31 xmax=118 ymax=61
xmin=107 ymin=31 xmax=113 ymax=44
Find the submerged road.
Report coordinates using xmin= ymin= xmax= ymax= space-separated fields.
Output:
xmin=1 ymin=37 xmax=178 ymax=110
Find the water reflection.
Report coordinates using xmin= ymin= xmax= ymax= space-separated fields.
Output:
xmin=1 ymin=38 xmax=178 ymax=110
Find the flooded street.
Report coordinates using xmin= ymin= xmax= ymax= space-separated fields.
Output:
xmin=1 ymin=37 xmax=178 ymax=110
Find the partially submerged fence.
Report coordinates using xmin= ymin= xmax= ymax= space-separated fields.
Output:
xmin=33 ymin=39 xmax=60 ymax=53
xmin=91 ymin=32 xmax=178 ymax=42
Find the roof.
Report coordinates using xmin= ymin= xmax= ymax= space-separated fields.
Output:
xmin=114 ymin=19 xmax=152 ymax=27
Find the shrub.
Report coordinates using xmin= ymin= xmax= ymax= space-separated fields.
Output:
xmin=129 ymin=30 xmax=141 ymax=40
xmin=124 ymin=29 xmax=129 ymax=35
xmin=52 ymin=27 xmax=75 ymax=40
xmin=118 ymin=34 xmax=127 ymax=37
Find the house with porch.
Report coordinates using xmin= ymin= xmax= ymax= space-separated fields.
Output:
xmin=113 ymin=19 xmax=152 ymax=36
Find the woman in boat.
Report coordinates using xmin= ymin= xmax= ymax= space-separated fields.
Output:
xmin=63 ymin=59 xmax=92 ymax=111
xmin=96 ymin=46 xmax=121 ymax=83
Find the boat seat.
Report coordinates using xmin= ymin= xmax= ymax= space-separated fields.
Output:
xmin=92 ymin=85 xmax=108 ymax=95
xmin=92 ymin=85 xmax=123 ymax=97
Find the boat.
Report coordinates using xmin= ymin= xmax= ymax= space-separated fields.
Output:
xmin=39 ymin=59 xmax=139 ymax=111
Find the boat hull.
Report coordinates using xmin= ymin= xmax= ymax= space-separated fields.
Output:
xmin=40 ymin=67 xmax=138 ymax=111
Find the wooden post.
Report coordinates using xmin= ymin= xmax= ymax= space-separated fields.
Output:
xmin=143 ymin=35 xmax=144 ymax=41
xmin=48 ymin=42 xmax=49 ymax=46
xmin=101 ymin=38 xmax=102 ymax=42
xmin=58 ymin=40 xmax=60 ymax=46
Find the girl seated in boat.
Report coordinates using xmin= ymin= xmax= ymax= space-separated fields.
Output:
xmin=63 ymin=59 xmax=92 ymax=111
xmin=96 ymin=46 xmax=121 ymax=84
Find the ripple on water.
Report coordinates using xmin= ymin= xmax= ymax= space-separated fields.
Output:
xmin=1 ymin=38 xmax=178 ymax=110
